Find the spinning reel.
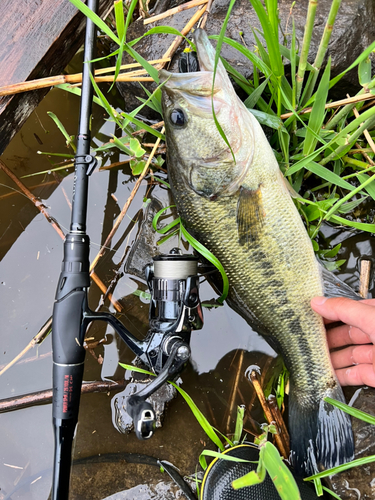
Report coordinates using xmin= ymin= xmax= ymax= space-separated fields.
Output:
xmin=90 ymin=249 xmax=203 ymax=440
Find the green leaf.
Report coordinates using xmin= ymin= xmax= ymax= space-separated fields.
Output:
xmin=121 ymin=112 xmax=165 ymax=140
xmin=357 ymin=173 xmax=375 ymax=201
xmin=304 ymin=39 xmax=375 ymax=108
xmin=130 ymin=159 xmax=146 ymax=175
xmin=232 ymin=447 xmax=266 ymax=489
xmin=329 ymin=214 xmax=375 ymax=233
xmin=169 ymin=381 xmax=225 ymax=451
xmin=111 ymin=135 xmax=133 ymax=156
xmin=233 ymin=405 xmax=245 ymax=444
xmin=324 ymin=173 xmax=375 ymax=220
xmin=320 ymin=243 xmax=341 ymax=258
xmin=90 ymin=73 xmax=122 ymax=127
xmin=287 ymin=105 xmax=375 ymax=175
xmin=305 ymin=162 xmax=355 ymax=192
xmin=180 ymin=224 xmax=229 ymax=304
xmin=248 ymin=0 xmax=283 ymax=77
xmin=322 ymin=486 xmax=343 ymax=499
xmin=200 ymin=449 xmax=252 ymax=464
xmin=56 ymin=83 xmax=104 ymax=109
xmin=262 ymin=442 xmax=301 ymax=500
xmin=303 ymin=58 xmax=331 ymax=156
xmin=124 ymin=43 xmax=159 ymax=83
xmin=359 ymin=57 xmax=372 ymax=86
xmin=324 ymin=396 xmax=375 ymax=425
xmin=68 ymin=0 xmax=120 ymax=45
xmin=209 ymin=35 xmax=273 ymax=79
xmin=119 ymin=363 xmax=154 ymax=376
xmin=124 ymin=0 xmax=138 ymax=37
xmin=47 ymin=112 xmax=76 ymax=153
xmin=244 ymin=77 xmax=270 ymax=109
xmin=305 ymin=454 xmax=375 ymax=481
xmin=129 ymin=138 xmax=146 ymax=158
xmin=114 ymin=0 xmax=125 ymax=40
xmin=338 ymin=196 xmax=368 ymax=214
xmin=248 ymin=109 xmax=283 ymax=130
xmin=211 ymin=0 xmax=237 ymax=163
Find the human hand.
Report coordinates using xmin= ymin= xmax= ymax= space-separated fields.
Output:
xmin=311 ymin=296 xmax=375 ymax=387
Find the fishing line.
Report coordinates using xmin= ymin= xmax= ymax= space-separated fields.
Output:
xmin=153 ymin=258 xmax=198 ymax=279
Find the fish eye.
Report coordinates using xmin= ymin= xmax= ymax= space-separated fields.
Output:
xmin=169 ymin=109 xmax=187 ymax=127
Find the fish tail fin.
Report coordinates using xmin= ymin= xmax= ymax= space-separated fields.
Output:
xmin=289 ymin=383 xmax=354 ymax=477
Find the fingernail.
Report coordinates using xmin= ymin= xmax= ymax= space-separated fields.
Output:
xmin=311 ymin=296 xmax=327 ymax=306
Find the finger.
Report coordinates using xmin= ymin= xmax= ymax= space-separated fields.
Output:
xmin=331 ymin=344 xmax=373 ymax=369
xmin=327 ymin=323 xmax=371 ymax=349
xmin=311 ymin=297 xmax=375 ymax=338
xmin=336 ymin=363 xmax=375 ymax=387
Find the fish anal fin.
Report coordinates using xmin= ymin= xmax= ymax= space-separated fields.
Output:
xmin=236 ymin=185 xmax=265 ymax=246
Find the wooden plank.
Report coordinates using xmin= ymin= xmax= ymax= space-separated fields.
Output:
xmin=0 ymin=0 xmax=113 ymax=156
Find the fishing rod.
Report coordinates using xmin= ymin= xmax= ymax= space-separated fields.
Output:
xmin=51 ymin=0 xmax=98 ymax=497
xmin=51 ymin=4 xmax=203 ymax=497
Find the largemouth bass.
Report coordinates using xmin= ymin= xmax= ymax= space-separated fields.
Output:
xmin=159 ymin=29 xmax=354 ymax=476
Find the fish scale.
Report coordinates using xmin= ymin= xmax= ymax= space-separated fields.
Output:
xmin=160 ymin=28 xmax=354 ymax=476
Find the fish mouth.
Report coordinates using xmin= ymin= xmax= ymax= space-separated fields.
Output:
xmin=193 ymin=28 xmax=216 ymax=72
xmin=159 ymin=29 xmax=216 ymax=88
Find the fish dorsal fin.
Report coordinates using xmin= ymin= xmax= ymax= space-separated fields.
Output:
xmin=236 ymin=185 xmax=265 ymax=245
xmin=318 ymin=259 xmax=361 ymax=300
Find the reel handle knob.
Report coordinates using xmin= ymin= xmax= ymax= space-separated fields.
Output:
xmin=126 ymin=397 xmax=156 ymax=440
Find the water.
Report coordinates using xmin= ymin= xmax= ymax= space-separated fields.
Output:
xmin=1 ymin=80 xmax=374 ymax=499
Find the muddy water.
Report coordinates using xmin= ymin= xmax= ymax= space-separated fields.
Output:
xmin=1 ymin=83 xmax=374 ymax=499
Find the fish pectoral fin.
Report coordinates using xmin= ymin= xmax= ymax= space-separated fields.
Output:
xmin=236 ymin=185 xmax=265 ymax=245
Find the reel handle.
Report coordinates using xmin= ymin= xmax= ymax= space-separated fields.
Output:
xmin=126 ymin=397 xmax=156 ymax=440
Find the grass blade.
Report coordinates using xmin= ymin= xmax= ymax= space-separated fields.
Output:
xmin=324 ymin=396 xmax=375 ymax=425
xmin=303 ymin=58 xmax=331 ymax=155
xmin=180 ymin=224 xmax=229 ymax=304
xmin=170 ymin=381 xmax=225 ymax=451
xmin=47 ymin=112 xmax=76 ymax=153
xmin=244 ymin=77 xmax=270 ymax=109
xmin=114 ymin=0 xmax=125 ymax=40
xmin=68 ymin=0 xmax=120 ymax=45
xmin=248 ymin=0 xmax=283 ymax=78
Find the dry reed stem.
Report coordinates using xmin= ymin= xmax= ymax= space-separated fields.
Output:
xmin=90 ymin=127 xmax=165 ymax=272
xmin=355 ymin=143 xmax=375 ymax=166
xmin=225 ymin=350 xmax=244 ymax=434
xmin=91 ymin=271 xmax=123 ymax=312
xmin=0 ymin=379 xmax=126 ymax=412
xmin=0 ymin=352 xmax=51 ymax=372
xmin=198 ymin=0 xmax=214 ymax=29
xmin=352 ymin=104 xmax=375 ymax=156
xmin=131 ymin=120 xmax=164 ymax=137
xmin=144 ymin=0 xmax=208 ymax=24
xmin=359 ymin=260 xmax=371 ymax=299
xmin=0 ymin=180 xmax=58 ymax=200
xmin=160 ymin=3 xmax=208 ymax=65
xmin=267 ymin=394 xmax=290 ymax=458
xmin=249 ymin=370 xmax=288 ymax=459
xmin=0 ymin=318 xmax=52 ymax=377
xmin=280 ymin=93 xmax=375 ymax=120
xmin=0 ymin=59 xmax=170 ymax=96
xmin=0 ymin=159 xmax=65 ymax=239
